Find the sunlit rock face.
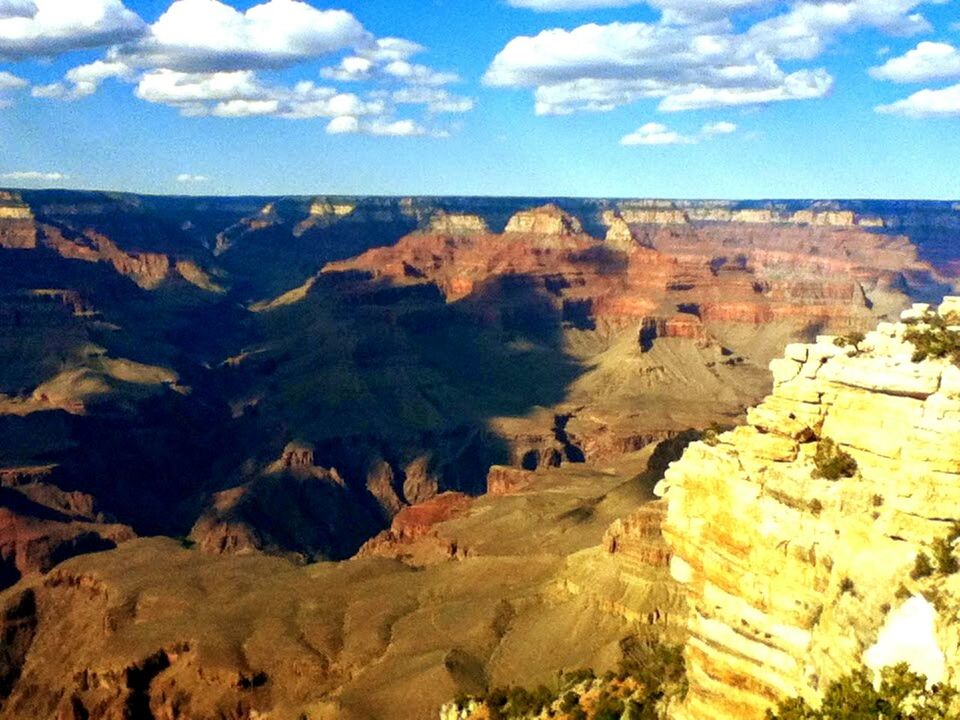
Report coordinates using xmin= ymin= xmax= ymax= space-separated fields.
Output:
xmin=0 ymin=192 xmax=36 ymax=249
xmin=657 ymin=298 xmax=960 ymax=720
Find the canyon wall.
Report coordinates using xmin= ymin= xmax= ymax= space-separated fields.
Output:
xmin=657 ymin=298 xmax=960 ymax=719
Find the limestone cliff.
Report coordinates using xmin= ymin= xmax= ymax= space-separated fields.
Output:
xmin=656 ymin=297 xmax=960 ymax=720
xmin=427 ymin=211 xmax=490 ymax=235
xmin=505 ymin=204 xmax=584 ymax=238
xmin=0 ymin=193 xmax=36 ymax=249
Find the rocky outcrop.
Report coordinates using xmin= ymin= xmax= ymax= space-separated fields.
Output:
xmin=656 ymin=297 xmax=960 ymax=720
xmin=604 ymin=208 xmax=690 ymax=226
xmin=504 ymin=204 xmax=584 ymax=238
xmin=639 ymin=313 xmax=711 ymax=351
xmin=0 ymin=193 xmax=36 ymax=250
xmin=486 ymin=466 xmax=535 ymax=496
xmin=428 ymin=211 xmax=489 ymax=235
xmin=189 ymin=443 xmax=384 ymax=561
xmin=0 ymin=482 xmax=134 ymax=590
xmin=357 ymin=492 xmax=471 ymax=561
xmin=38 ymin=225 xmax=175 ymax=290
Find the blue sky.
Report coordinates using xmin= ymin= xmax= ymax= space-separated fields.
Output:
xmin=0 ymin=0 xmax=959 ymax=198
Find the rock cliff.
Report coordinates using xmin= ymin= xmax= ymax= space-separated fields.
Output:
xmin=0 ymin=193 xmax=36 ymax=249
xmin=656 ymin=297 xmax=960 ymax=720
xmin=504 ymin=204 xmax=585 ymax=238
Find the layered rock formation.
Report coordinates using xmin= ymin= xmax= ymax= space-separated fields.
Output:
xmin=0 ymin=452 xmax=682 ymax=720
xmin=605 ymin=201 xmax=884 ymax=228
xmin=656 ymin=298 xmax=960 ymax=720
xmin=0 ymin=193 xmax=36 ymax=249
xmin=188 ymin=442 xmax=381 ymax=561
xmin=504 ymin=204 xmax=585 ymax=237
xmin=428 ymin=211 xmax=490 ymax=235
xmin=0 ymin=468 xmax=134 ymax=590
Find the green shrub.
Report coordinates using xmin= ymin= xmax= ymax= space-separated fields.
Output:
xmin=912 ymin=552 xmax=935 ymax=580
xmin=809 ymin=499 xmax=824 ymax=517
xmin=593 ymin=692 xmax=625 ymax=720
xmin=904 ymin=315 xmax=960 ymax=365
xmin=840 ymin=577 xmax=855 ymax=595
xmin=767 ymin=663 xmax=958 ymax=719
xmin=812 ymin=438 xmax=857 ymax=480
xmin=834 ymin=332 xmax=866 ymax=349
xmin=933 ymin=537 xmax=959 ymax=575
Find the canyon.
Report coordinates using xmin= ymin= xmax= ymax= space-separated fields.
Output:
xmin=0 ymin=189 xmax=959 ymax=718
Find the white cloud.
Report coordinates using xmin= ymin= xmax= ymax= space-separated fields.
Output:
xmin=487 ymin=22 xmax=835 ymax=115
xmin=0 ymin=0 xmax=35 ymax=19
xmin=176 ymin=173 xmax=209 ymax=182
xmin=870 ymin=42 xmax=960 ymax=83
xmin=1 ymin=170 xmax=68 ymax=180
xmin=324 ymin=116 xmax=428 ymax=136
xmin=621 ymin=121 xmax=696 ymax=145
xmin=0 ymin=0 xmax=144 ymax=59
xmin=486 ymin=0 xmax=935 ymax=117
xmin=320 ymin=36 xmax=459 ymax=88
xmin=357 ymin=37 xmax=423 ymax=64
xmin=507 ymin=0 xmax=645 ymax=10
xmin=17 ymin=1 xmax=471 ymax=137
xmin=746 ymin=0 xmax=935 ymax=62
xmin=508 ymin=0 xmax=771 ymax=22
xmin=876 ymin=83 xmax=960 ymax=117
xmin=32 ymin=59 xmax=132 ymax=99
xmin=0 ymin=69 xmax=26 ymax=106
xmin=701 ymin=120 xmax=737 ymax=135
xmin=659 ymin=68 xmax=832 ymax=110
xmin=390 ymin=86 xmax=475 ymax=113
xmin=113 ymin=0 xmax=369 ymax=73
xmin=0 ymin=69 xmax=26 ymax=90
xmin=137 ymin=70 xmax=368 ymax=117
xmin=621 ymin=118 xmax=738 ymax=145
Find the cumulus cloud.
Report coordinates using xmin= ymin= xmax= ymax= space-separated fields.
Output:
xmin=18 ymin=0 xmax=472 ymax=137
xmin=0 ymin=0 xmax=35 ymax=19
xmin=389 ymin=87 xmax=475 ymax=113
xmin=0 ymin=69 xmax=25 ymax=90
xmin=176 ymin=173 xmax=209 ymax=182
xmin=507 ymin=0 xmax=646 ymax=10
xmin=325 ymin=116 xmax=428 ymax=136
xmin=621 ymin=118 xmax=738 ymax=145
xmin=0 ymin=0 xmax=145 ymax=59
xmin=701 ymin=120 xmax=737 ymax=135
xmin=111 ymin=0 xmax=368 ymax=73
xmin=32 ymin=59 xmax=132 ymax=100
xmin=1 ymin=170 xmax=68 ymax=180
xmin=485 ymin=21 xmax=835 ymax=114
xmin=508 ymin=0 xmax=771 ymax=22
xmin=321 ymin=36 xmax=460 ymax=88
xmin=746 ymin=0 xmax=935 ymax=61
xmin=876 ymin=83 xmax=960 ymax=118
xmin=870 ymin=42 xmax=960 ymax=83
xmin=133 ymin=69 xmax=385 ymax=119
xmin=621 ymin=122 xmax=696 ymax=145
xmin=486 ymin=0 xmax=935 ymax=117
xmin=0 ymin=69 xmax=26 ymax=106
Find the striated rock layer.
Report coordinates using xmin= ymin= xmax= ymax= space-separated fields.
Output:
xmin=657 ymin=298 xmax=960 ymax=720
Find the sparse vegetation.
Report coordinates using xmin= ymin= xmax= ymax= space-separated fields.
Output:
xmin=904 ymin=314 xmax=960 ymax=365
xmin=766 ymin=664 xmax=959 ymax=719
xmin=839 ymin=577 xmax=855 ymax=595
xmin=812 ymin=438 xmax=857 ymax=480
xmin=912 ymin=552 xmax=935 ymax=580
xmin=834 ymin=331 xmax=866 ymax=350
xmin=447 ymin=639 xmax=685 ymax=720
xmin=809 ymin=499 xmax=824 ymax=517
